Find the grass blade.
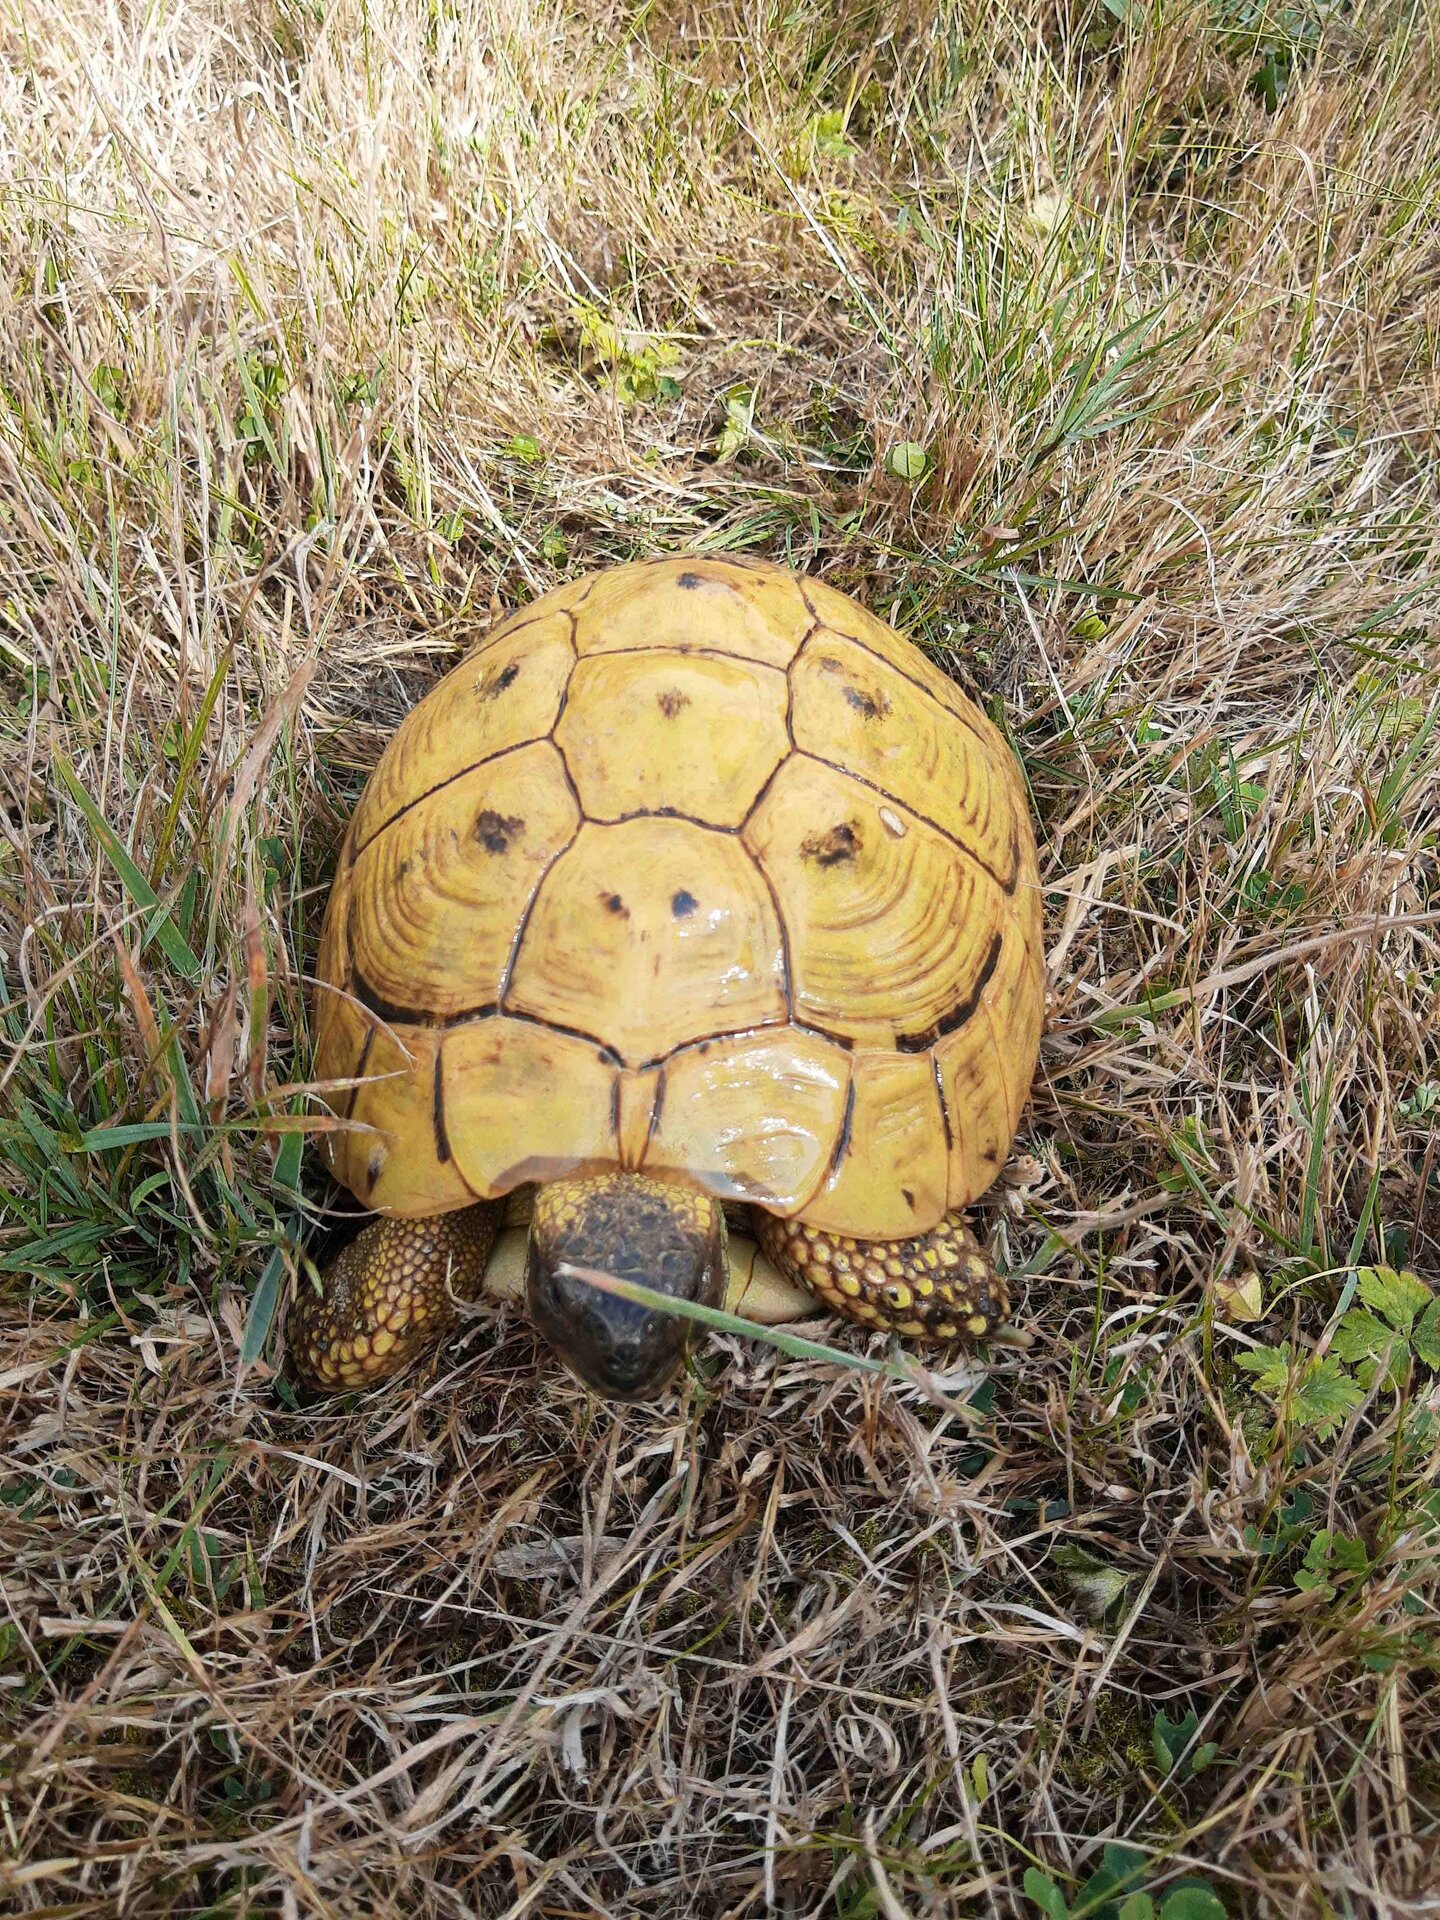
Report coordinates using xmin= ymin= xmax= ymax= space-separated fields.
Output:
xmin=52 ymin=749 xmax=202 ymax=980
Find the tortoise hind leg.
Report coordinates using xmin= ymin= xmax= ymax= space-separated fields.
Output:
xmin=289 ymin=1203 xmax=502 ymax=1391
xmin=752 ymin=1209 xmax=1009 ymax=1343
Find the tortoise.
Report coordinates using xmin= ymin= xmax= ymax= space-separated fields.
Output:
xmin=291 ymin=554 xmax=1044 ymax=1401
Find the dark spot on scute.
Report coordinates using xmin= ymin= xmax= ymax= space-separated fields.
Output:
xmin=902 ymin=1187 xmax=915 ymax=1209
xmin=677 ymin=570 xmax=703 ymax=589
xmin=603 ymin=892 xmax=628 ymax=916
xmin=657 ymin=687 xmax=690 ymax=718
xmin=479 ymin=660 xmax=520 ymax=699
xmin=801 ymin=820 xmax=861 ymax=866
xmin=474 ymin=809 xmax=524 ymax=855
xmin=365 ymin=1148 xmax=384 ymax=1192
xmin=842 ymin=681 xmax=890 ymax=721
xmin=398 ymin=857 xmax=411 ymax=880
xmin=672 ymin=890 xmax=698 ymax=918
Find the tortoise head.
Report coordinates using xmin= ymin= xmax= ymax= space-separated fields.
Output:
xmin=525 ymin=1172 xmax=726 ymax=1401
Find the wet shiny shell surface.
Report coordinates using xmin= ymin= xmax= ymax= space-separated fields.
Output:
xmin=316 ymin=555 xmax=1044 ymax=1239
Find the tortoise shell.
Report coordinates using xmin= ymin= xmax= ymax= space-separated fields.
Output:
xmin=315 ymin=555 xmax=1044 ymax=1240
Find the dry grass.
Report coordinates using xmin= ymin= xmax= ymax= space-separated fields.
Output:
xmin=2 ymin=0 xmax=1439 ymax=1912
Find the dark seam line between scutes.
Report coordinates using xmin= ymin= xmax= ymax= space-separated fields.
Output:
xmin=502 ymin=1005 xmax=624 ymax=1066
xmin=737 ymin=754 xmax=788 ymax=836
xmin=432 ymin=1054 xmax=452 ymax=1164
xmin=894 ymin=933 xmax=1004 ymax=1053
xmin=645 ymin=1066 xmax=668 ymax=1150
xmin=603 ymin=805 xmax=746 ymax=835
xmin=480 ymin=608 xmax=556 ymax=651
xmin=550 ymin=650 xmax=575 ymax=738
xmin=350 ymin=967 xmax=467 ymax=1029
xmin=796 ymin=583 xmax=994 ymax=745
xmin=794 ymin=750 xmax=1018 ymax=895
xmin=496 ymin=823 xmax=582 ymax=1007
xmin=569 ymin=643 xmax=793 ymax=676
xmin=551 ymin=739 xmax=587 ymax=823
xmin=433 ymin=1037 xmax=487 ymax=1204
xmin=342 ymin=1021 xmax=374 ymax=1121
xmin=933 ymin=1054 xmax=954 ymax=1155
xmin=634 ymin=1012 xmax=790 ymax=1076
xmin=634 ymin=1014 xmax=856 ymax=1079
xmin=822 ymin=1075 xmax=857 ymax=1188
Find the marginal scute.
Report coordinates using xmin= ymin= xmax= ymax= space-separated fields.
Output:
xmin=349 ymin=612 xmax=575 ymax=852
xmin=312 ymin=848 xmax=354 ymax=1065
xmin=802 ymin=1050 xmax=949 ymax=1237
xmin=790 ymin=630 xmax=1020 ymax=886
xmin=557 ymin=649 xmax=789 ymax=825
xmin=314 ymin=984 xmax=371 ymax=1171
xmin=442 ymin=1018 xmax=618 ymax=1198
xmin=571 ymin=555 xmax=812 ymax=669
xmin=744 ymin=755 xmax=1008 ymax=1048
xmin=348 ymin=740 xmax=580 ymax=1018
xmin=341 ymin=1022 xmax=474 ymax=1216
xmin=646 ymin=1028 xmax=851 ymax=1212
xmin=936 ymin=909 xmax=1044 ymax=1206
xmin=802 ymin=575 xmax=1011 ymax=744
xmin=483 ymin=570 xmax=596 ymax=637
xmin=506 ymin=817 xmax=788 ymax=1065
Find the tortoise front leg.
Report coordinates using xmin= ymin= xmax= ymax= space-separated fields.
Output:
xmin=289 ymin=1204 xmax=502 ymax=1391
xmin=752 ymin=1208 xmax=1009 ymax=1343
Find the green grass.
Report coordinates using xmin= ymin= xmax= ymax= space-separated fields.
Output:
xmin=1 ymin=0 xmax=1438 ymax=1913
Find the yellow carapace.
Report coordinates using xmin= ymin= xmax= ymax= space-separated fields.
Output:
xmin=293 ymin=554 xmax=1043 ymax=1400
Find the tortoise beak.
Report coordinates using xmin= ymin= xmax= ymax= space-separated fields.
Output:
xmin=539 ymin=1267 xmax=683 ymax=1400
xmin=525 ymin=1244 xmax=725 ymax=1401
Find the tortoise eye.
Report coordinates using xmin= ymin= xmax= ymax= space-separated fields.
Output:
xmin=655 ymin=1246 xmax=697 ymax=1293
